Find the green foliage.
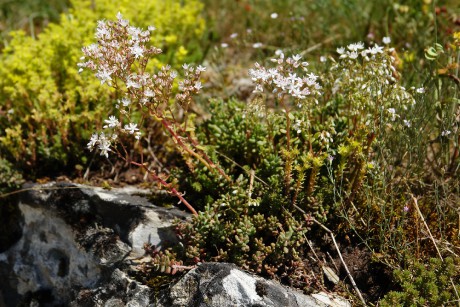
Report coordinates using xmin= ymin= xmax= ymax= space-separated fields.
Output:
xmin=0 ymin=0 xmax=70 ymax=41
xmin=342 ymin=30 xmax=460 ymax=260
xmin=176 ymin=190 xmax=313 ymax=282
xmin=0 ymin=158 xmax=24 ymax=194
xmin=171 ymin=93 xmax=382 ymax=285
xmin=0 ymin=0 xmax=205 ymax=174
xmin=381 ymin=257 xmax=460 ymax=307
xmin=202 ymin=0 xmax=391 ymax=56
xmin=164 ymin=29 xmax=460 ymax=297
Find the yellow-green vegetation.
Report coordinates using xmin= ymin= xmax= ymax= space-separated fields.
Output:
xmin=0 ymin=0 xmax=204 ymax=174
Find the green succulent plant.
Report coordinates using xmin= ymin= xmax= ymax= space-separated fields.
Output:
xmin=381 ymin=257 xmax=460 ymax=307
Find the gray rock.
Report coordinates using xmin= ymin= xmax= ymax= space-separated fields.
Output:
xmin=0 ymin=182 xmax=350 ymax=307
xmin=70 ymin=269 xmax=154 ymax=307
xmin=0 ymin=182 xmax=188 ymax=306
xmin=157 ymin=262 xmax=350 ymax=307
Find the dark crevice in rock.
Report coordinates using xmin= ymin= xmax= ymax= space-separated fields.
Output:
xmin=0 ymin=195 xmax=23 ymax=252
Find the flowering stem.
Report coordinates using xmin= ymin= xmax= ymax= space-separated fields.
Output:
xmin=161 ymin=118 xmax=232 ymax=182
xmin=185 ymin=130 xmax=232 ymax=182
xmin=280 ymin=98 xmax=291 ymax=151
xmin=130 ymin=160 xmax=198 ymax=215
xmin=280 ymin=97 xmax=292 ymax=192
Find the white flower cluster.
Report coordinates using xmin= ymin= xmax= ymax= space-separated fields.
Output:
xmin=336 ymin=41 xmax=384 ymax=60
xmin=319 ymin=130 xmax=334 ymax=145
xmin=79 ymin=13 xmax=206 ymax=158
xmin=249 ymin=52 xmax=321 ymax=101
xmin=292 ymin=119 xmax=303 ymax=134
xmin=87 ymin=132 xmax=114 ymax=158
xmin=331 ymin=39 xmax=420 ymax=127
xmin=177 ymin=64 xmax=206 ymax=107
xmin=78 ymin=12 xmax=161 ymax=85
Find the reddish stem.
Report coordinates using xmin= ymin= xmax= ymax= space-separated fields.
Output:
xmin=161 ymin=118 xmax=232 ymax=182
xmin=130 ymin=160 xmax=198 ymax=215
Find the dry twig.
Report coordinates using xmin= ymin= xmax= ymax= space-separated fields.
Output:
xmin=293 ymin=204 xmax=367 ymax=306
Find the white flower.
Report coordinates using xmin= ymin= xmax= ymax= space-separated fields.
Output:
xmin=96 ymin=132 xmax=111 ymax=158
xmin=383 ymin=36 xmax=391 ymax=45
xmin=98 ymin=140 xmax=111 ymax=158
xmin=403 ymin=120 xmax=411 ymax=127
xmin=347 ymin=42 xmax=364 ymax=51
xmin=252 ymin=42 xmax=263 ymax=49
xmin=130 ymin=44 xmax=144 ymax=58
xmin=291 ymin=54 xmax=302 ymax=62
xmin=126 ymin=78 xmax=140 ymax=89
xmin=194 ymin=81 xmax=203 ymax=91
xmin=103 ymin=115 xmax=119 ymax=128
xmin=95 ymin=68 xmax=112 ymax=85
xmin=293 ymin=119 xmax=302 ymax=134
xmin=441 ymin=130 xmax=451 ymax=137
xmin=320 ymin=56 xmax=327 ymax=62
xmin=144 ymin=89 xmax=155 ymax=97
xmin=148 ymin=25 xmax=156 ymax=32
xmin=388 ymin=108 xmax=398 ymax=121
xmin=221 ymin=43 xmax=228 ymax=48
xmin=135 ymin=131 xmax=142 ymax=140
xmin=230 ymin=33 xmax=238 ymax=39
xmin=96 ymin=21 xmax=110 ymax=39
xmin=336 ymin=47 xmax=345 ymax=54
xmin=119 ymin=18 xmax=129 ymax=28
xmin=121 ymin=97 xmax=131 ymax=106
xmin=416 ymin=87 xmax=425 ymax=94
xmin=124 ymin=122 xmax=139 ymax=134
xmin=307 ymin=72 xmax=318 ymax=81
xmin=196 ymin=65 xmax=207 ymax=73
xmin=348 ymin=51 xmax=359 ymax=59
xmin=369 ymin=44 xmax=384 ymax=55
xmin=128 ymin=26 xmax=141 ymax=40
xmin=270 ymin=13 xmax=278 ymax=19
xmin=87 ymin=133 xmax=98 ymax=150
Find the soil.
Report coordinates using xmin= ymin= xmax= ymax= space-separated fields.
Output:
xmin=303 ymin=232 xmax=397 ymax=304
xmin=336 ymin=246 xmax=395 ymax=302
